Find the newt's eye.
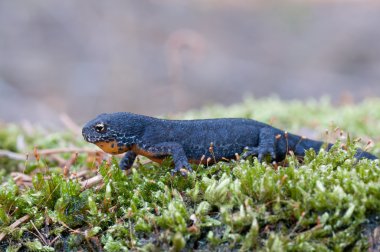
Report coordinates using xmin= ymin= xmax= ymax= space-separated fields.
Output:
xmin=94 ymin=123 xmax=106 ymax=133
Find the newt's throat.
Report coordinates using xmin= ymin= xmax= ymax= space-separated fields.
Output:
xmin=95 ymin=140 xmax=129 ymax=155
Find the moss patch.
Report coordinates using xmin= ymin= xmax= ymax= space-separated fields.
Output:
xmin=1 ymin=97 xmax=380 ymax=251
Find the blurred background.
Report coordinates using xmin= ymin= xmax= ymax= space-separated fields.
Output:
xmin=1 ymin=0 xmax=380 ymax=127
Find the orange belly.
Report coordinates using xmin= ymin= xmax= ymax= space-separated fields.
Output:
xmin=95 ymin=140 xmax=129 ymax=155
xmin=96 ymin=142 xmax=226 ymax=165
xmin=131 ymin=145 xmax=166 ymax=164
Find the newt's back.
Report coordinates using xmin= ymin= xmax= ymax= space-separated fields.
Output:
xmin=142 ymin=117 xmax=282 ymax=161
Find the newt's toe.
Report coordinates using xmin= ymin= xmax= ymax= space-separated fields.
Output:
xmin=171 ymin=162 xmax=193 ymax=176
xmin=171 ymin=167 xmax=191 ymax=176
xmin=242 ymin=146 xmax=259 ymax=159
xmin=258 ymin=153 xmax=264 ymax=162
xmin=180 ymin=168 xmax=189 ymax=176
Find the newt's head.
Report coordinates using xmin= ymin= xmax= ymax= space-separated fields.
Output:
xmin=82 ymin=112 xmax=143 ymax=155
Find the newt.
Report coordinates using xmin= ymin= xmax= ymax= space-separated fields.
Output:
xmin=82 ymin=112 xmax=377 ymax=175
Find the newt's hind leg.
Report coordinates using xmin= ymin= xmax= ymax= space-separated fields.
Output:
xmin=242 ymin=127 xmax=276 ymax=162
xmin=119 ymin=151 xmax=137 ymax=170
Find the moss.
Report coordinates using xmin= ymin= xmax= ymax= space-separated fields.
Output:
xmin=1 ymin=97 xmax=380 ymax=250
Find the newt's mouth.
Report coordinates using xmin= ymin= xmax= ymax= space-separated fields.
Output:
xmin=82 ymin=131 xmax=99 ymax=143
xmin=95 ymin=140 xmax=129 ymax=155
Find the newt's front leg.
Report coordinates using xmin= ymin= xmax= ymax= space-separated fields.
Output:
xmin=134 ymin=142 xmax=193 ymax=175
xmin=119 ymin=151 xmax=137 ymax=170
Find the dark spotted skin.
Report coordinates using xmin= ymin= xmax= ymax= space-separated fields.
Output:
xmin=82 ymin=112 xmax=378 ymax=175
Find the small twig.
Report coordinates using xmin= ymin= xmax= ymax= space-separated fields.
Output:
xmin=64 ymin=152 xmax=79 ymax=170
xmin=11 ymin=172 xmax=32 ymax=182
xmin=31 ymin=220 xmax=48 ymax=246
xmin=19 ymin=182 xmax=33 ymax=188
xmin=59 ymin=220 xmax=80 ymax=233
xmin=70 ymin=170 xmax=90 ymax=179
xmin=0 ymin=150 xmax=26 ymax=161
xmin=50 ymin=154 xmax=67 ymax=166
xmin=80 ymin=174 xmax=103 ymax=191
xmin=49 ymin=235 xmax=61 ymax=246
xmin=0 ymin=214 xmax=30 ymax=241
xmin=37 ymin=148 xmax=99 ymax=155
xmin=0 ymin=148 xmax=100 ymax=161
xmin=11 ymin=173 xmax=51 ymax=182
xmin=11 ymin=172 xmax=34 ymax=188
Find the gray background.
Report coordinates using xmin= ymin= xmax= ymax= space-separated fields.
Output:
xmin=1 ymin=0 xmax=380 ymax=126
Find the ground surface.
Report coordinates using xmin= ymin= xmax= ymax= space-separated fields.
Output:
xmin=1 ymin=97 xmax=380 ymax=251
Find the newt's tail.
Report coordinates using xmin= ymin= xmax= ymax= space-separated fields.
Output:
xmin=303 ymin=139 xmax=378 ymax=161
xmin=325 ymin=142 xmax=378 ymax=160
xmin=354 ymin=149 xmax=378 ymax=160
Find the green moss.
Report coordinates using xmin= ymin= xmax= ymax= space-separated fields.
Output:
xmin=1 ymin=97 xmax=380 ymax=250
